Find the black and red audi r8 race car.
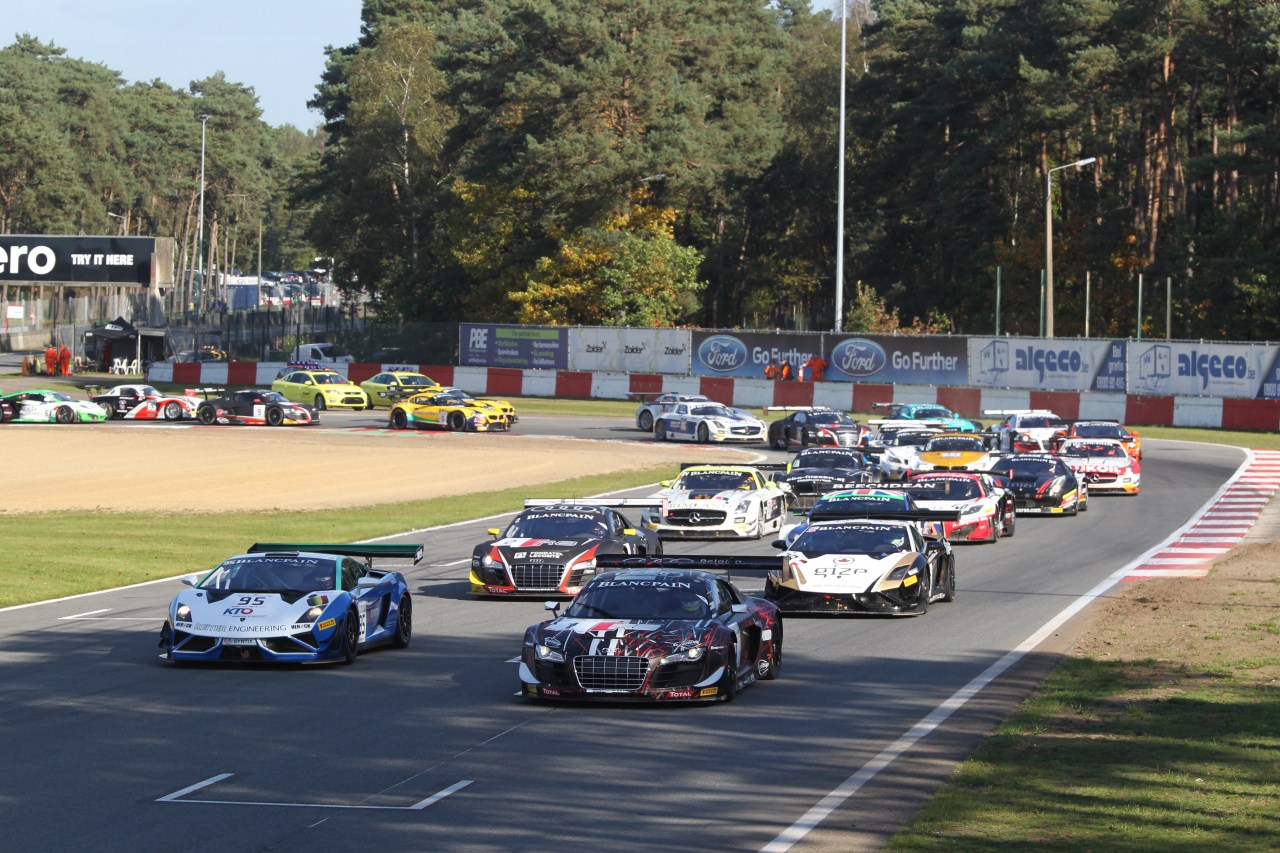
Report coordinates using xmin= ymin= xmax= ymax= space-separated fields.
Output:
xmin=194 ymin=389 xmax=318 ymax=426
xmin=519 ymin=557 xmax=781 ymax=702
xmin=470 ymin=500 xmax=663 ymax=597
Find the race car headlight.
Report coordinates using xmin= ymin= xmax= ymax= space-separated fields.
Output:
xmin=482 ymin=547 xmax=504 ymax=568
xmin=734 ymin=496 xmax=753 ymax=512
xmin=534 ymin=644 xmax=564 ymax=662
xmin=175 ymin=604 xmax=192 ymax=621
xmin=294 ymin=606 xmax=324 ymax=626
xmin=661 ymin=645 xmax=705 ymax=665
xmin=886 ymin=564 xmax=918 ymax=581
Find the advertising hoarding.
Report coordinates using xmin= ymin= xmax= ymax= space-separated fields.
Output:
xmin=968 ymin=338 xmax=1127 ymax=392
xmin=0 ymin=235 xmax=155 ymax=285
xmin=460 ymin=324 xmax=568 ymax=369
xmin=1127 ymin=340 xmax=1279 ymax=398
xmin=690 ymin=331 xmax=823 ymax=378
xmin=568 ymin=327 xmax=691 ymax=373
xmin=823 ymin=335 xmax=969 ymax=386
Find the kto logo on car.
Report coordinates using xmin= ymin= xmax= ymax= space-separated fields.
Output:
xmin=830 ymin=338 xmax=887 ymax=377
xmin=696 ymin=335 xmax=749 ymax=372
xmin=223 ymin=607 xmax=254 ymax=615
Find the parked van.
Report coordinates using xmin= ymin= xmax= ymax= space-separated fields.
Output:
xmin=290 ymin=342 xmax=355 ymax=363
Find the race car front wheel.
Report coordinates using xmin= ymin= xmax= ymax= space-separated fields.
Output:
xmin=696 ymin=423 xmax=709 ymax=443
xmin=314 ymin=395 xmax=327 ymax=411
xmin=654 ymin=421 xmax=667 ymax=441
xmin=448 ymin=410 xmax=467 ymax=431
xmin=162 ymin=401 xmax=182 ymax=421
xmin=391 ymin=409 xmax=408 ymax=430
xmin=98 ymin=401 xmax=116 ymax=417
xmin=266 ymin=406 xmax=284 ymax=427
xmin=720 ymin=641 xmax=738 ymax=702
xmin=759 ymin=626 xmax=782 ymax=681
xmin=638 ymin=410 xmax=653 ymax=431
xmin=940 ymin=559 xmax=957 ymax=602
xmin=196 ymin=405 xmax=216 ymax=425
xmin=340 ymin=610 xmax=359 ymax=664
xmin=55 ymin=405 xmax=75 ymax=424
xmin=392 ymin=595 xmax=412 ymax=649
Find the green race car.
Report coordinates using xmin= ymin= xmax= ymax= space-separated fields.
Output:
xmin=0 ymin=390 xmax=108 ymax=424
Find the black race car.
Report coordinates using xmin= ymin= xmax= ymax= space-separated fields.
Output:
xmin=767 ymin=406 xmax=866 ymax=450
xmin=194 ymin=388 xmax=319 ymax=426
xmin=989 ymin=453 xmax=1089 ymax=516
xmin=518 ymin=559 xmax=782 ymax=702
xmin=772 ymin=447 xmax=876 ymax=509
xmin=470 ymin=500 xmax=664 ymax=597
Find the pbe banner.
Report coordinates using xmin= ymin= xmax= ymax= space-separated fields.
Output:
xmin=1128 ymin=340 xmax=1280 ymax=398
xmin=568 ymin=327 xmax=691 ymax=373
xmin=823 ymin=335 xmax=968 ymax=385
xmin=969 ymin=338 xmax=1127 ymax=392
xmin=691 ymin=331 xmax=823 ymax=377
xmin=460 ymin=324 xmax=568 ymax=369
xmin=0 ymin=235 xmax=155 ymax=284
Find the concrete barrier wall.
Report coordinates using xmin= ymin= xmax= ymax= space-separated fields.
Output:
xmin=148 ymin=361 xmax=1280 ymax=431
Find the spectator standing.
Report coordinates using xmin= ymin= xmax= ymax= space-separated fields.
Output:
xmin=805 ymin=354 xmax=829 ymax=382
xmin=58 ymin=344 xmax=72 ymax=376
xmin=44 ymin=344 xmax=57 ymax=376
xmin=764 ymin=358 xmax=780 ymax=380
xmin=779 ymin=359 xmax=794 ymax=381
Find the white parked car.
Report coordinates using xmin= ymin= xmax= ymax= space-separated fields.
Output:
xmin=984 ymin=409 xmax=1068 ymax=452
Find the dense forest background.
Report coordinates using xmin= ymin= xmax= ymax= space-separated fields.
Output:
xmin=3 ymin=0 xmax=1280 ymax=340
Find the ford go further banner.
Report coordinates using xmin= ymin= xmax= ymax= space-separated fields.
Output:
xmin=691 ymin=331 xmax=822 ymax=378
xmin=823 ymin=335 xmax=968 ymax=386
xmin=968 ymin=337 xmax=1127 ymax=392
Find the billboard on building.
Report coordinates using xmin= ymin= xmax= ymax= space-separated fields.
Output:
xmin=460 ymin=324 xmax=568 ymax=369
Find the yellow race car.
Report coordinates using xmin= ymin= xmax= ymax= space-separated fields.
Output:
xmin=426 ymin=386 xmax=518 ymax=425
xmin=359 ymin=371 xmax=440 ymax=409
xmin=271 ymin=365 xmax=370 ymax=410
xmin=388 ymin=389 xmax=513 ymax=431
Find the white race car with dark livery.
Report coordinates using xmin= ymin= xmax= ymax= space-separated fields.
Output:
xmin=764 ymin=503 xmax=958 ymax=615
xmin=984 ymin=409 xmax=1069 ymax=452
xmin=644 ymin=465 xmax=790 ymax=539
xmin=90 ymin=384 xmax=199 ymax=420
xmin=158 ymin=542 xmax=421 ymax=664
xmin=469 ymin=499 xmax=663 ymax=597
xmin=653 ymin=402 xmax=766 ymax=444
xmin=631 ymin=392 xmax=711 ymax=432
xmin=1056 ymin=438 xmax=1141 ymax=495
xmin=876 ymin=428 xmax=941 ymax=481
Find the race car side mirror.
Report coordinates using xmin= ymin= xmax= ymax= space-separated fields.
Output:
xmin=622 ymin=528 xmax=637 ymax=536
xmin=180 ymin=574 xmax=199 ymax=587
xmin=487 ymin=527 xmax=501 ymax=537
xmin=771 ymin=539 xmax=787 ymax=550
xmin=544 ymin=601 xmax=560 ymax=615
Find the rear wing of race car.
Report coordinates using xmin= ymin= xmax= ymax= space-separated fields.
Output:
xmin=804 ymin=507 xmax=962 ymax=524
xmin=624 ymin=391 xmax=661 ymax=402
xmin=594 ymin=553 xmax=783 ymax=582
xmin=982 ymin=408 xmax=1057 ymax=417
xmin=763 ymin=405 xmax=816 ymax=415
xmin=185 ymin=387 xmax=225 ymax=399
xmin=248 ymin=542 xmax=424 ymax=566
xmin=867 ymin=418 xmax=949 ymax=428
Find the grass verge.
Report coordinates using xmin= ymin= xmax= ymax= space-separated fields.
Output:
xmin=0 ymin=464 xmax=677 ymax=608
xmin=887 ymin=547 xmax=1280 ymax=851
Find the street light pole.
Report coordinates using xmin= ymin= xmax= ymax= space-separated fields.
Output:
xmin=196 ymin=114 xmax=210 ymax=316
xmin=106 ymin=211 xmax=125 ymax=235
xmin=1044 ymin=155 xmax=1096 ymax=338
xmin=833 ymin=2 xmax=847 ymax=333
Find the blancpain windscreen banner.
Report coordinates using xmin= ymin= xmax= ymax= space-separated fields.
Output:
xmin=823 ymin=335 xmax=968 ymax=385
xmin=691 ymin=331 xmax=823 ymax=377
xmin=1127 ymin=340 xmax=1279 ymax=398
xmin=568 ymin=327 xmax=691 ymax=373
xmin=968 ymin=338 xmax=1127 ymax=392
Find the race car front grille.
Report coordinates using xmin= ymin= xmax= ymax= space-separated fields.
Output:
xmin=535 ymin=660 xmax=574 ymax=688
xmin=261 ymin=635 xmax=316 ymax=654
xmin=512 ymin=563 xmax=566 ymax=590
xmin=664 ymin=509 xmax=727 ymax=527
xmin=835 ymin=433 xmax=858 ymax=447
xmin=339 ymin=395 xmax=365 ymax=405
xmin=573 ymin=655 xmax=649 ymax=691
xmin=730 ymin=426 xmax=762 ymax=436
xmin=174 ymin=633 xmax=216 ymax=652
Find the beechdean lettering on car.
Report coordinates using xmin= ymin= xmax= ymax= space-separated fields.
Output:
xmin=825 ymin=335 xmax=968 ymax=386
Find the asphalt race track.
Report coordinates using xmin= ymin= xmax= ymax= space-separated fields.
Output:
xmin=0 ymin=416 xmax=1246 ymax=853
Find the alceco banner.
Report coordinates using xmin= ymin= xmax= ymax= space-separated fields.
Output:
xmin=0 ymin=235 xmax=154 ymax=284
xmin=968 ymin=337 xmax=1127 ymax=392
xmin=823 ymin=334 xmax=968 ymax=385
xmin=691 ymin=330 xmax=823 ymax=378
xmin=1127 ymin=340 xmax=1280 ymax=398
xmin=568 ymin=328 xmax=691 ymax=373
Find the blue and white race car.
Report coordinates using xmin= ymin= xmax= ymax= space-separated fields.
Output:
xmin=158 ymin=542 xmax=421 ymax=664
xmin=653 ymin=402 xmax=766 ymax=444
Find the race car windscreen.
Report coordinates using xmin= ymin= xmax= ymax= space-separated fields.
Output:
xmin=889 ymin=431 xmax=935 ymax=447
xmin=1060 ymin=442 xmax=1124 ymax=458
xmin=675 ymin=471 xmax=755 ymax=491
xmin=565 ymin=580 xmax=713 ymax=620
xmin=925 ymin=436 xmax=985 ymax=452
xmin=1018 ymin=416 xmax=1059 ymax=428
xmin=200 ymin=556 xmax=338 ymax=592
xmin=1003 ymin=457 xmax=1060 ymax=477
xmin=397 ymin=375 xmax=433 ymax=386
xmin=912 ymin=407 xmax=953 ymax=419
xmin=795 ymin=450 xmax=864 ymax=469
xmin=690 ymin=405 xmax=733 ymax=418
xmin=262 ymin=391 xmax=290 ymax=403
xmin=507 ymin=512 xmax=607 ymax=539
xmin=811 ymin=410 xmax=856 ymax=425
xmin=791 ymin=524 xmax=909 ymax=557
xmin=906 ymin=479 xmax=981 ymax=500
xmin=1074 ymin=423 xmax=1126 ymax=439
